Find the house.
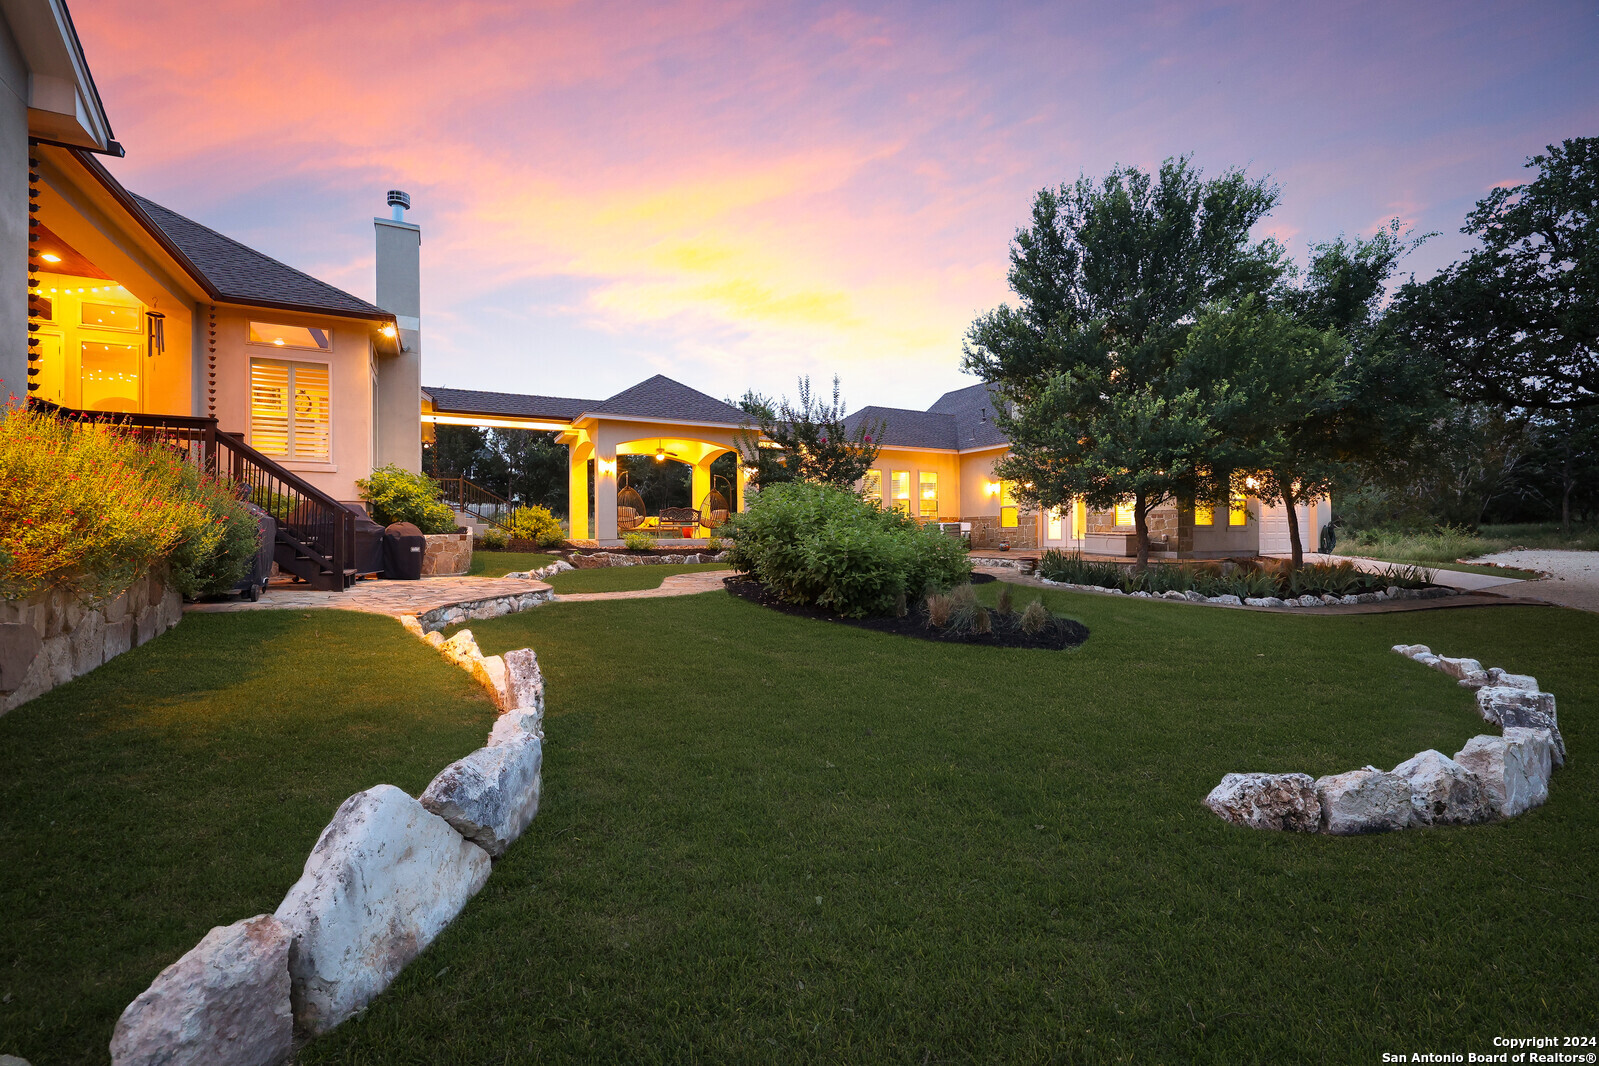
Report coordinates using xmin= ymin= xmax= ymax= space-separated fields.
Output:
xmin=3 ymin=0 xmax=427 ymax=589
xmin=424 ymin=374 xmax=1331 ymax=557
xmin=845 ymin=382 xmax=1331 ymax=557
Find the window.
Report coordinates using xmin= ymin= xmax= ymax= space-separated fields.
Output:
xmin=862 ymin=470 xmax=882 ymax=507
xmin=1229 ymin=492 xmax=1248 ymax=526
xmin=890 ymin=471 xmax=910 ymax=513
xmin=250 ymin=321 xmax=332 ymax=352
xmin=251 ymin=358 xmax=330 ymax=461
xmin=1047 ymin=508 xmax=1063 ymax=540
xmin=80 ymin=302 xmax=140 ymax=331
xmin=999 ymin=479 xmax=1019 ymax=528
xmin=918 ymin=471 xmax=938 ymax=516
xmin=80 ymin=341 xmax=141 ymax=412
xmin=1114 ymin=500 xmax=1136 ymax=528
xmin=1194 ymin=499 xmax=1215 ymax=526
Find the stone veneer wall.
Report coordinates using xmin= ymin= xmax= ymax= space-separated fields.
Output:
xmin=421 ymin=533 xmax=472 ymax=577
xmin=0 ymin=568 xmax=182 ymax=715
xmin=964 ymin=514 xmax=1038 ymax=550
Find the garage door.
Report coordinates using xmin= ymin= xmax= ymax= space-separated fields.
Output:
xmin=1259 ymin=504 xmax=1310 ymax=555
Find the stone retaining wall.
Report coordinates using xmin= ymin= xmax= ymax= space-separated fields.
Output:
xmin=0 ymin=569 xmax=182 ymax=715
xmin=421 ymin=533 xmax=472 ymax=577
xmin=413 ymin=588 xmax=555 ymax=634
xmin=566 ymin=550 xmax=728 ymax=569
xmin=109 ymin=624 xmax=549 ymax=1066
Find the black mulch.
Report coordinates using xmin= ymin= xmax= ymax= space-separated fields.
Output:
xmin=723 ymin=577 xmax=1089 ymax=651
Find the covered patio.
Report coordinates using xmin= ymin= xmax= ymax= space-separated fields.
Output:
xmin=423 ymin=375 xmax=758 ymax=544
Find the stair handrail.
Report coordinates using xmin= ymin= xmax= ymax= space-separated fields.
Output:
xmin=31 ymin=400 xmax=355 ymax=589
xmin=436 ymin=475 xmax=515 ymax=530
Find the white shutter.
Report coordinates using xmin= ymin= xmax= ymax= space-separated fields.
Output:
xmin=291 ymin=362 xmax=331 ymax=461
xmin=250 ymin=359 xmax=291 ymax=458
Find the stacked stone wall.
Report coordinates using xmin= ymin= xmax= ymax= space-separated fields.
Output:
xmin=1 ymin=568 xmax=182 ymax=715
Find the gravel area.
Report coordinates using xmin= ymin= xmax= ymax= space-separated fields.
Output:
xmin=1475 ymin=549 xmax=1599 ymax=612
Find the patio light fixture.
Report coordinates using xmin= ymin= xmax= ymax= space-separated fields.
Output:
xmin=380 ymin=323 xmax=397 ymax=338
xmin=598 ymin=458 xmax=617 ymax=476
xmin=655 ymin=441 xmax=666 ymax=462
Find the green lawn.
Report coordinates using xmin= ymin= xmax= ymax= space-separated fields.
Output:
xmin=547 ymin=561 xmax=729 ymax=594
xmin=303 ymin=586 xmax=1594 ymax=1064
xmin=470 ymin=549 xmax=560 ymax=577
xmin=0 ymin=611 xmax=497 ymax=1066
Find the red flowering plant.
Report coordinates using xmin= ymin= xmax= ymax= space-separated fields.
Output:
xmin=0 ymin=404 xmax=257 ymax=603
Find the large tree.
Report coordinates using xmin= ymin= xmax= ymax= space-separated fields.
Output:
xmin=1391 ymin=137 xmax=1598 ymax=410
xmin=963 ymin=156 xmax=1284 ymax=566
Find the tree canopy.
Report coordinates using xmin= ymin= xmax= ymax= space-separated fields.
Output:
xmin=963 ymin=156 xmax=1284 ymax=565
xmin=1391 ymin=137 xmax=1598 ymax=410
xmin=735 ymin=376 xmax=882 ymax=490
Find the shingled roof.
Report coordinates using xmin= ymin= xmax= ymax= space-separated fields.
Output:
xmin=424 ymin=387 xmax=596 ymax=421
xmin=927 ymin=382 xmax=1009 ymax=449
xmin=590 ymin=374 xmax=751 ymax=425
xmin=129 ymin=193 xmax=388 ymax=319
xmin=844 ymin=405 xmax=958 ymax=450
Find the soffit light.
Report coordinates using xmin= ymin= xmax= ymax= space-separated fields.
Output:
xmin=40 ymin=252 xmax=61 ymax=263
xmin=380 ymin=323 xmax=397 ymax=338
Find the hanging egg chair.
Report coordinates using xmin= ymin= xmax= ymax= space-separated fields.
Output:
xmin=698 ymin=473 xmax=732 ymax=531
xmin=617 ymin=475 xmax=648 ymax=532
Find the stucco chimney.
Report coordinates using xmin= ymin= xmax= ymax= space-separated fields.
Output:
xmin=374 ymin=191 xmax=422 ymax=472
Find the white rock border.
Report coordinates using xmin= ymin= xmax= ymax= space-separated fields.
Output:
xmin=109 ymin=620 xmax=549 ymax=1066
xmin=1037 ymin=577 xmax=1459 ymax=609
xmin=1203 ymin=644 xmax=1564 ymax=835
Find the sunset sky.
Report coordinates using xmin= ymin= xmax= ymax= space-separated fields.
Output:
xmin=79 ymin=0 xmax=1599 ymax=411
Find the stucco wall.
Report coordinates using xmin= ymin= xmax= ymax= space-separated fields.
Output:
xmin=0 ymin=18 xmax=25 ymax=402
xmin=212 ymin=306 xmax=376 ymax=501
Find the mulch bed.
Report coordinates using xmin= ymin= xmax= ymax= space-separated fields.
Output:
xmin=723 ymin=577 xmax=1089 ymax=651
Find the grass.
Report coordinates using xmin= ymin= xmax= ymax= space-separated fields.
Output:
xmin=297 ymin=585 xmax=1596 ymax=1064
xmin=469 ymin=549 xmax=559 ymax=577
xmin=0 ymin=611 xmax=497 ymax=1066
xmin=546 ymin=561 xmax=729 ymax=594
xmin=1337 ymin=521 xmax=1599 ymax=575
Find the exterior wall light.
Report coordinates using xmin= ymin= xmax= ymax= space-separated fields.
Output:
xmin=985 ymin=480 xmax=1000 ymax=496
xmin=380 ymin=323 xmax=397 ymax=338
xmin=598 ymin=458 xmax=617 ymax=476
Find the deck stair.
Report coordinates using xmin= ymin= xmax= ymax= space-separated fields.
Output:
xmin=436 ymin=476 xmax=515 ymax=533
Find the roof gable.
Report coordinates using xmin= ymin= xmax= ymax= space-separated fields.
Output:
xmin=129 ymin=193 xmax=387 ymax=319
xmin=928 ymin=382 xmax=1009 ymax=449
xmin=590 ymin=374 xmax=751 ymax=425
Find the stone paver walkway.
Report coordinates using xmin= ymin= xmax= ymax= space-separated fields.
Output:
xmin=186 ymin=575 xmax=553 ymax=618
xmin=552 ymin=569 xmax=736 ymax=602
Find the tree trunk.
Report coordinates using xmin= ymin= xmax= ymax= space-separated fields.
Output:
xmin=1133 ymin=491 xmax=1150 ymax=571
xmin=1277 ymin=470 xmax=1304 ymax=571
xmin=1562 ymin=446 xmax=1573 ymax=534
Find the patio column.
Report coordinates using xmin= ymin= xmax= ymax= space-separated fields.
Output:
xmin=595 ymin=451 xmax=619 ymax=542
xmin=691 ymin=453 xmax=715 ymax=530
xmin=737 ymin=462 xmax=752 ymax=513
xmin=567 ymin=438 xmax=593 ymax=540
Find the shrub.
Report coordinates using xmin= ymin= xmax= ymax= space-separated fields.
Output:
xmin=356 ymin=464 xmax=457 ymax=533
xmin=1020 ymin=600 xmax=1050 ymax=634
xmin=506 ymin=505 xmax=564 ymax=548
xmin=622 ymin=531 xmax=656 ymax=551
xmin=479 ymin=527 xmax=509 ymax=550
xmin=0 ymin=406 xmax=256 ymax=602
xmin=724 ymin=480 xmax=971 ymax=617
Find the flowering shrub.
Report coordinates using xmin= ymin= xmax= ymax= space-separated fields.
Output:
xmin=506 ymin=505 xmax=565 ymax=548
xmin=356 ymin=464 xmax=458 ymax=533
xmin=0 ymin=405 xmax=257 ymax=602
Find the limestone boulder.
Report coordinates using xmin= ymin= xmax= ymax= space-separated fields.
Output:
xmin=1392 ymin=643 xmax=1432 ymax=658
xmin=1391 ymin=750 xmax=1493 ymax=826
xmin=471 ymin=654 xmax=510 ymax=709
xmin=1315 ymin=770 xmax=1415 ymax=834
xmin=398 ymin=614 xmax=424 ymax=639
xmin=1485 ymin=668 xmax=1539 ymax=691
xmin=1453 ymin=729 xmax=1554 ymax=818
xmin=503 ymin=648 xmax=545 ymax=712
xmin=1474 ymin=686 xmax=1564 ymax=766
xmin=110 ymin=914 xmax=292 ymax=1066
xmin=273 ymin=785 xmax=492 ymax=1037
xmin=1203 ymin=773 xmax=1321 ymax=831
xmin=439 ymin=629 xmax=481 ymax=668
xmin=1207 ymin=594 xmax=1242 ymax=606
xmin=419 ymin=734 xmax=543 ymax=857
xmin=488 ymin=708 xmax=543 ymax=746
xmin=1434 ymin=656 xmax=1487 ymax=684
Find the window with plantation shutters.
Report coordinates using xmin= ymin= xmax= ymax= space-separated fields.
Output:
xmin=250 ymin=358 xmax=330 ymax=462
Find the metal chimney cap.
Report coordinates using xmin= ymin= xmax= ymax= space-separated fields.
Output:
xmin=386 ymin=190 xmax=411 ymax=210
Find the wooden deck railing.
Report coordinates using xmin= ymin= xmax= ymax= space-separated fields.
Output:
xmin=31 ymin=401 xmax=356 ymax=590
